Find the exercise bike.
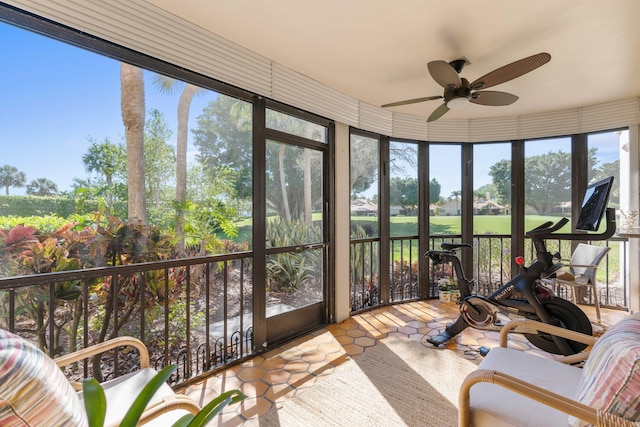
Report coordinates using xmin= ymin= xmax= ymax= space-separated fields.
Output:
xmin=425 ymin=207 xmax=616 ymax=356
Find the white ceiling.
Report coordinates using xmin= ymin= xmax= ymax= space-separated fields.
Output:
xmin=146 ymin=0 xmax=640 ymax=122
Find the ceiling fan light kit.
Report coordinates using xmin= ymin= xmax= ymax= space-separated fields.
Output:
xmin=446 ymin=97 xmax=470 ymax=109
xmin=382 ymin=52 xmax=551 ymax=122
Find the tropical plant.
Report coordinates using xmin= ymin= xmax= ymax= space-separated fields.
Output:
xmin=265 ymin=217 xmax=322 ymax=292
xmin=81 ymin=138 xmax=128 ymax=218
xmin=0 ymin=222 xmax=96 ymax=353
xmin=82 ymin=364 xmax=244 ymax=427
xmin=26 ymin=178 xmax=58 ymax=196
xmin=0 ymin=164 xmax=26 ymax=195
xmin=144 ymin=108 xmax=176 ymax=226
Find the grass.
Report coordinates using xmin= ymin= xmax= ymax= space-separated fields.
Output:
xmin=349 ymin=215 xmax=621 ymax=284
xmin=353 ymin=214 xmax=574 ymax=236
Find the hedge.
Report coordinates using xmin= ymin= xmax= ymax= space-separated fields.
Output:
xmin=0 ymin=195 xmax=98 ymax=217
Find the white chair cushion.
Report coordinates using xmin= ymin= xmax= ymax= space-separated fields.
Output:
xmin=469 ymin=347 xmax=583 ymax=427
xmin=78 ymin=367 xmax=175 ymax=427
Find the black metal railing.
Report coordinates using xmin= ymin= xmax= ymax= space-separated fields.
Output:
xmin=351 ymin=234 xmax=630 ymax=312
xmin=0 ymin=252 xmax=253 ymax=387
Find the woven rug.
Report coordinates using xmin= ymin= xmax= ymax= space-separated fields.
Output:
xmin=247 ymin=335 xmax=479 ymax=427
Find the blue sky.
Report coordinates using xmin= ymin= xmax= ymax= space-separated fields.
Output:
xmin=1 ymin=20 xmax=623 ymax=198
xmin=1 ymin=22 xmax=216 ymax=195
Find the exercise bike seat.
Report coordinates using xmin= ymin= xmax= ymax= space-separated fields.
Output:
xmin=441 ymin=242 xmax=473 ymax=251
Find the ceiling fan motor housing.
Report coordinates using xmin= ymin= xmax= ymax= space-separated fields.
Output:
xmin=445 ymin=77 xmax=471 ymax=107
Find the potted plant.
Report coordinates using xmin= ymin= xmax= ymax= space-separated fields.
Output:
xmin=83 ymin=364 xmax=245 ymax=427
xmin=438 ymin=278 xmax=452 ymax=303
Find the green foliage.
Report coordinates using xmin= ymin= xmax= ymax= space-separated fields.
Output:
xmin=590 ymin=159 xmax=620 ymax=207
xmin=26 ymin=178 xmax=58 ymax=196
xmin=145 ymin=298 xmax=205 ymax=349
xmin=429 ymin=178 xmax=441 ymax=204
xmin=80 ymin=137 xmax=128 ymax=218
xmin=489 ymin=149 xmax=609 ymax=215
xmin=0 ymin=195 xmax=97 ymax=217
xmin=489 ymin=159 xmax=511 ymax=206
xmin=389 ymin=177 xmax=418 ymax=215
xmin=349 ymin=134 xmax=378 ymax=198
xmin=183 ymin=165 xmax=240 ymax=252
xmin=265 ymin=217 xmax=322 ymax=292
xmin=82 ymin=364 xmax=244 ymax=427
xmin=144 ymin=108 xmax=176 ymax=226
xmin=0 ymin=214 xmax=93 ymax=233
xmin=192 ymin=95 xmax=253 ymax=200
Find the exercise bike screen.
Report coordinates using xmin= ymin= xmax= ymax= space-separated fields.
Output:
xmin=575 ymin=176 xmax=614 ymax=231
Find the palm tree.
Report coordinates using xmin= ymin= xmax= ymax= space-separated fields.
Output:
xmin=0 ymin=165 xmax=26 ymax=195
xmin=120 ymin=63 xmax=147 ymax=224
xmin=26 ymin=178 xmax=58 ymax=196
xmin=82 ymin=138 xmax=125 ymax=187
xmin=153 ymin=75 xmax=202 ymax=256
xmin=82 ymin=138 xmax=126 ymax=216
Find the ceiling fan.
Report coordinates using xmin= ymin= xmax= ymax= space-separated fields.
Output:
xmin=382 ymin=52 xmax=551 ymax=122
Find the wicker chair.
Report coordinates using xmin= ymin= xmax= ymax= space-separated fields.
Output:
xmin=53 ymin=336 xmax=201 ymax=426
xmin=459 ymin=316 xmax=640 ymax=427
xmin=0 ymin=328 xmax=199 ymax=427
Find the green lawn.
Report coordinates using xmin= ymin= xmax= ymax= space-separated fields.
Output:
xmin=352 ymin=214 xmax=574 ymax=236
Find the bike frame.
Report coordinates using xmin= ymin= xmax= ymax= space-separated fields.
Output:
xmin=426 ymin=208 xmax=617 ymax=354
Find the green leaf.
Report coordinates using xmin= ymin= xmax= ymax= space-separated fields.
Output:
xmin=170 ymin=414 xmax=195 ymax=427
xmin=82 ymin=378 xmax=107 ymax=427
xmin=119 ymin=364 xmax=178 ymax=427
xmin=184 ymin=390 xmax=245 ymax=427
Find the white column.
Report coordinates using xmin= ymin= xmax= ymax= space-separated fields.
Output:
xmin=334 ymin=121 xmax=351 ymax=322
xmin=626 ymin=125 xmax=640 ymax=313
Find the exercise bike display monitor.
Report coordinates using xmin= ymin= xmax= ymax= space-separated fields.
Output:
xmin=575 ymin=176 xmax=614 ymax=232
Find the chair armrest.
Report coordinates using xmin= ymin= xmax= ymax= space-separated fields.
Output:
xmin=139 ymin=394 xmax=201 ymax=425
xmin=562 ymin=263 xmax=598 ymax=269
xmin=499 ymin=318 xmax=597 ymax=350
xmin=54 ymin=336 xmax=150 ymax=369
xmin=459 ymin=369 xmax=603 ymax=426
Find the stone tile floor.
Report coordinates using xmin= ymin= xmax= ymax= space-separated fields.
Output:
xmin=180 ymin=300 xmax=628 ymax=425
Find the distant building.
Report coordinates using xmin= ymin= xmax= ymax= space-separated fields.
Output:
xmin=473 ymin=194 xmax=504 ymax=215
xmin=351 ymin=199 xmax=378 ymax=216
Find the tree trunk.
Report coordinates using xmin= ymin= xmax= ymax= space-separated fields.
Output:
xmin=175 ymin=83 xmax=198 ymax=256
xmin=279 ymin=144 xmax=291 ymax=221
xmin=304 ymin=149 xmax=312 ymax=223
xmin=120 ymin=63 xmax=147 ymax=224
xmin=303 ymin=124 xmax=314 ymax=223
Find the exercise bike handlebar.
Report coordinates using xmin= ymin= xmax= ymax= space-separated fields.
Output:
xmin=525 ymin=217 xmax=569 ymax=238
xmin=525 ymin=208 xmax=616 ymax=242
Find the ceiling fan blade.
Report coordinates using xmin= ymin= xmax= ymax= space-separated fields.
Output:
xmin=470 ymin=91 xmax=519 ymax=106
xmin=427 ymin=103 xmax=450 ymax=122
xmin=427 ymin=60 xmax=462 ymax=89
xmin=469 ymin=52 xmax=551 ymax=90
xmin=381 ymin=95 xmax=442 ymax=108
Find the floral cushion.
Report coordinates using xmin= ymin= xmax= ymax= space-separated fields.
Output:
xmin=570 ymin=312 xmax=640 ymax=426
xmin=0 ymin=328 xmax=88 ymax=426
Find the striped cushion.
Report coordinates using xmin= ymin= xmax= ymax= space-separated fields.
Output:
xmin=0 ymin=329 xmax=88 ymax=426
xmin=570 ymin=312 xmax=640 ymax=426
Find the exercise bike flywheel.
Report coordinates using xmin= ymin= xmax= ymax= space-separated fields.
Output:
xmin=460 ymin=298 xmax=496 ymax=328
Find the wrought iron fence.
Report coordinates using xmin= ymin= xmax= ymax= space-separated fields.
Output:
xmin=351 ymin=234 xmax=630 ymax=312
xmin=0 ymin=252 xmax=253 ymax=387
xmin=389 ymin=237 xmax=420 ymax=303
